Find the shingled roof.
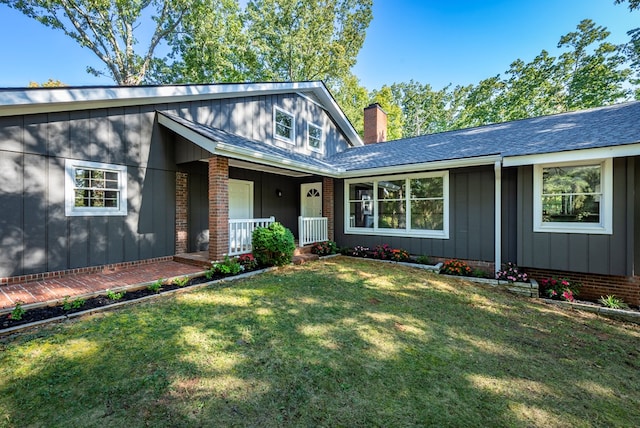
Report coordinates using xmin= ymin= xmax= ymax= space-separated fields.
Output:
xmin=328 ymin=101 xmax=640 ymax=171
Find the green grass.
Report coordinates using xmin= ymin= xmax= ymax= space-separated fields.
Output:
xmin=1 ymin=257 xmax=639 ymax=427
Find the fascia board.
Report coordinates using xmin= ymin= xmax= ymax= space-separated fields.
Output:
xmin=158 ymin=113 xmax=342 ymax=178
xmin=503 ymin=143 xmax=640 ymax=167
xmin=340 ymin=155 xmax=502 ymax=178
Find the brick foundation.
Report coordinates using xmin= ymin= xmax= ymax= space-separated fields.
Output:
xmin=175 ymin=171 xmax=188 ymax=254
xmin=0 ymin=256 xmax=175 ymax=287
xmin=430 ymin=257 xmax=495 ymax=274
xmin=322 ymin=177 xmax=335 ymax=241
xmin=208 ymin=156 xmax=229 ymax=262
xmin=525 ymin=267 xmax=640 ymax=307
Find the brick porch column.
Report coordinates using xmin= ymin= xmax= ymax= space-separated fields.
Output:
xmin=175 ymin=171 xmax=188 ymax=254
xmin=322 ymin=177 xmax=334 ymax=241
xmin=208 ymin=156 xmax=229 ymax=262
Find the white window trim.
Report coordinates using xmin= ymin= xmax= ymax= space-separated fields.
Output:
xmin=273 ymin=106 xmax=295 ymax=144
xmin=344 ymin=171 xmax=449 ymax=239
xmin=533 ymin=158 xmax=612 ymax=234
xmin=65 ymin=159 xmax=128 ymax=217
xmin=306 ymin=121 xmax=323 ymax=153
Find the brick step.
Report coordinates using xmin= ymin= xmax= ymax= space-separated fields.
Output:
xmin=292 ymin=253 xmax=319 ymax=265
xmin=294 ymin=245 xmax=314 ymax=256
xmin=173 ymin=252 xmax=210 ymax=269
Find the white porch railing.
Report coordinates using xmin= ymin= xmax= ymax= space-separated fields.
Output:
xmin=228 ymin=216 xmax=275 ymax=256
xmin=298 ymin=216 xmax=328 ymax=246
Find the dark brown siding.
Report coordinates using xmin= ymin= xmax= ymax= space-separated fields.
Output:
xmin=334 ymin=166 xmax=495 ymax=261
xmin=517 ymin=158 xmax=631 ymax=276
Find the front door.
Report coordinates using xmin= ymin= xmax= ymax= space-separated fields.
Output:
xmin=301 ymin=182 xmax=322 ymax=217
xmin=229 ymin=179 xmax=253 ymax=219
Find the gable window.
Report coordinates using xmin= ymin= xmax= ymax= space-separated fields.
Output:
xmin=307 ymin=122 xmax=323 ymax=152
xmin=65 ymin=159 xmax=127 ymax=216
xmin=345 ymin=171 xmax=449 ymax=238
xmin=274 ymin=107 xmax=295 ymax=143
xmin=533 ymin=158 xmax=612 ymax=234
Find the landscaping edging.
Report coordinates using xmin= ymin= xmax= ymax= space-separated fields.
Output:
xmin=441 ymin=275 xmax=539 ymax=298
xmin=0 ymin=267 xmax=276 ymax=336
xmin=341 ymin=255 xmax=443 ymax=272
xmin=543 ymin=299 xmax=640 ymax=324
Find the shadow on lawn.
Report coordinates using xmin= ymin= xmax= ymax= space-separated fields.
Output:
xmin=1 ymin=257 xmax=639 ymax=427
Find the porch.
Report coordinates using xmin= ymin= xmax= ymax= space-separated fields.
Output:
xmin=174 ymin=216 xmax=328 ymax=267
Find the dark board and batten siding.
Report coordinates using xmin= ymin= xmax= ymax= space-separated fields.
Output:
xmin=334 ymin=166 xmax=496 ymax=261
xmin=516 ymin=158 xmax=632 ymax=276
xmin=0 ymin=107 xmax=176 ymax=278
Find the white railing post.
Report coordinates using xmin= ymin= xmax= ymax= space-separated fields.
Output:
xmin=228 ymin=216 xmax=275 ymax=256
xmin=298 ymin=216 xmax=328 ymax=246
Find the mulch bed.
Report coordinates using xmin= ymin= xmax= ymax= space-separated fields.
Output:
xmin=1 ymin=269 xmax=262 ymax=332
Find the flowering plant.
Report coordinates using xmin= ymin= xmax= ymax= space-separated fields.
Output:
xmin=495 ymin=262 xmax=529 ymax=283
xmin=351 ymin=246 xmax=369 ymax=257
xmin=237 ymin=253 xmax=258 ymax=270
xmin=373 ymin=244 xmax=394 ymax=260
xmin=539 ymin=276 xmax=580 ymax=302
xmin=391 ymin=248 xmax=410 ymax=262
xmin=440 ymin=259 xmax=472 ymax=276
xmin=310 ymin=240 xmax=338 ymax=256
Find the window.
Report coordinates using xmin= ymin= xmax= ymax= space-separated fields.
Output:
xmin=65 ymin=160 xmax=127 ymax=216
xmin=533 ymin=159 xmax=612 ymax=234
xmin=345 ymin=171 xmax=448 ymax=238
xmin=307 ymin=122 xmax=323 ymax=152
xmin=274 ymin=107 xmax=295 ymax=143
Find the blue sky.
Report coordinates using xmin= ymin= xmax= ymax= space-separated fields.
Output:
xmin=0 ymin=0 xmax=637 ymax=90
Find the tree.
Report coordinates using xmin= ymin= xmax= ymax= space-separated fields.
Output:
xmin=615 ymin=0 xmax=640 ymax=98
xmin=556 ymin=19 xmax=630 ymax=109
xmin=329 ymin=73 xmax=369 ymax=136
xmin=369 ymin=85 xmax=403 ymax=141
xmin=147 ymin=0 xmax=252 ymax=84
xmin=3 ymin=0 xmax=195 ymax=85
xmin=28 ymin=79 xmax=66 ymax=87
xmin=244 ymin=0 xmax=372 ymax=84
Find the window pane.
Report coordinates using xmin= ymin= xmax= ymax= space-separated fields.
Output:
xmin=275 ymin=110 xmax=293 ymax=140
xmin=349 ymin=202 xmax=374 ymax=228
xmin=542 ymin=195 xmax=600 ymax=223
xmin=411 ymin=177 xmax=443 ymax=198
xmin=411 ymin=200 xmax=444 ymax=230
xmin=378 ymin=200 xmax=406 ymax=229
xmin=378 ymin=180 xmax=404 ymax=200
xmin=543 ymin=165 xmax=600 ymax=194
xmin=349 ymin=183 xmax=374 ymax=228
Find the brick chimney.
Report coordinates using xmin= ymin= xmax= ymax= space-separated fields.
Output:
xmin=363 ymin=103 xmax=388 ymax=144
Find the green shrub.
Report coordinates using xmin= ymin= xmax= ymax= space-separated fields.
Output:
xmin=9 ymin=301 xmax=26 ymax=321
xmin=62 ymin=296 xmax=86 ymax=311
xmin=207 ymin=256 xmax=243 ymax=278
xmin=599 ymin=295 xmax=629 ymax=309
xmin=106 ymin=289 xmax=125 ymax=300
xmin=147 ymin=279 xmax=163 ymax=293
xmin=172 ymin=276 xmax=189 ymax=287
xmin=252 ymin=222 xmax=295 ymax=266
xmin=416 ymin=255 xmax=432 ymax=265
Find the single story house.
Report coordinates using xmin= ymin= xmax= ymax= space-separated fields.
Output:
xmin=1 ymin=82 xmax=639 ymax=305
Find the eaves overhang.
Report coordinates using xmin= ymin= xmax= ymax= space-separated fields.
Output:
xmin=340 ymin=154 xmax=503 ymax=178
xmin=502 ymin=142 xmax=640 ymax=167
xmin=0 ymin=81 xmax=363 ymax=148
xmin=157 ymin=112 xmax=344 ymax=178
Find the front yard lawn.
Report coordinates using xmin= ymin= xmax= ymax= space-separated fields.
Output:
xmin=1 ymin=257 xmax=639 ymax=427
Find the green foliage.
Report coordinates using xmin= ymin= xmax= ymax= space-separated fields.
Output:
xmin=416 ymin=255 xmax=432 ymax=265
xmin=2 ymin=0 xmax=195 ymax=85
xmin=61 ymin=296 xmax=85 ymax=311
xmin=9 ymin=302 xmax=26 ymax=321
xmin=147 ymin=279 xmax=163 ymax=293
xmin=310 ymin=240 xmax=338 ymax=256
xmin=105 ymin=289 xmax=125 ymax=300
xmin=540 ymin=277 xmax=581 ymax=302
xmin=237 ymin=253 xmax=258 ymax=270
xmin=252 ymin=222 xmax=295 ymax=266
xmin=599 ymin=295 xmax=629 ymax=309
xmin=207 ymin=256 xmax=243 ymax=278
xmin=440 ymin=259 xmax=472 ymax=276
xmin=172 ymin=276 xmax=190 ymax=287
xmin=369 ymin=85 xmax=404 ymax=140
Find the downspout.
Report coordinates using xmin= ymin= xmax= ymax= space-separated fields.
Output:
xmin=494 ymin=160 xmax=502 ymax=274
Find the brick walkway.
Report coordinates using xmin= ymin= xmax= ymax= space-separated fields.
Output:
xmin=0 ymin=261 xmax=205 ymax=311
